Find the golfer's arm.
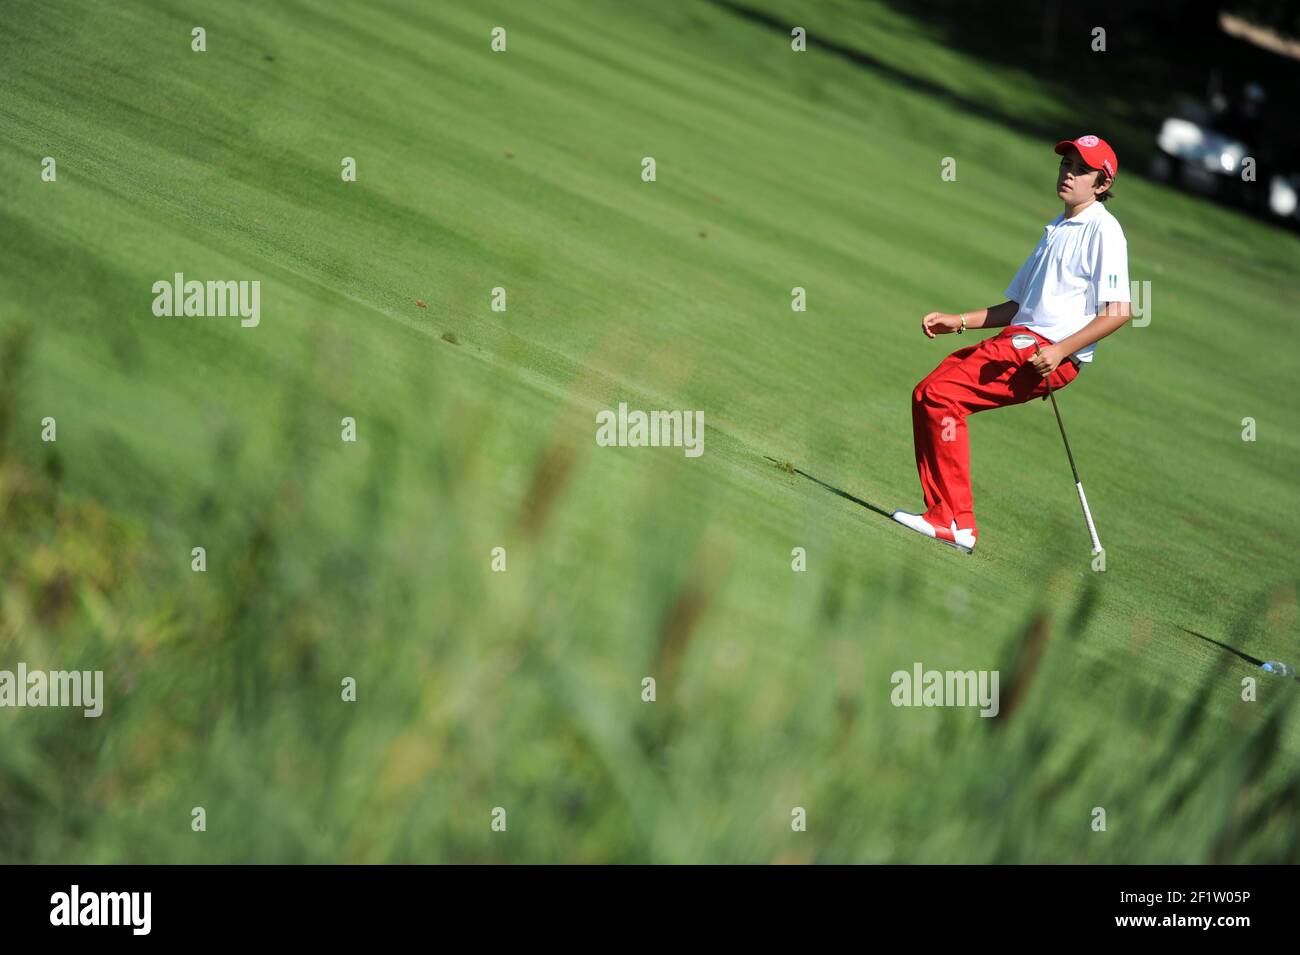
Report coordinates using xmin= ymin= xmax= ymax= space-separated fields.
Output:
xmin=1054 ymin=302 xmax=1132 ymax=354
xmin=962 ymin=300 xmax=1019 ymax=329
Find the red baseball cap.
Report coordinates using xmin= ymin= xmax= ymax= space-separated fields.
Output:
xmin=1055 ymin=134 xmax=1118 ymax=180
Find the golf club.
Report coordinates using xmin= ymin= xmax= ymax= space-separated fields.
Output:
xmin=1035 ymin=342 xmax=1103 ymax=555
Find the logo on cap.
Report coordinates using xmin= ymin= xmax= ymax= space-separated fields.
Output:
xmin=1078 ymin=135 xmax=1099 ymax=147
xmin=1011 ymin=334 xmax=1036 ymax=350
xmin=1102 ymin=159 xmax=1114 ymax=177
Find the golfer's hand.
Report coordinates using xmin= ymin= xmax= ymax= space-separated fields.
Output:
xmin=921 ymin=312 xmax=961 ymax=338
xmin=1029 ymin=344 xmax=1065 ymax=377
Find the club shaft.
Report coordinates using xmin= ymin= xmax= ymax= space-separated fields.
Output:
xmin=1037 ymin=344 xmax=1101 ymax=553
xmin=1045 ymin=385 xmax=1081 ymax=484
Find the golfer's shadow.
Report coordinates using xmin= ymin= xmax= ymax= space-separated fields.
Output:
xmin=764 ymin=457 xmax=893 ymax=519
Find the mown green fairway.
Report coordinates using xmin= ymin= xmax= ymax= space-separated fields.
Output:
xmin=1 ymin=0 xmax=1298 ymax=862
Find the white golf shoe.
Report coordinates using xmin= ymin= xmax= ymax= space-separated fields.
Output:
xmin=890 ymin=511 xmax=976 ymax=555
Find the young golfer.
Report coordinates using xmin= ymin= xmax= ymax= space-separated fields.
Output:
xmin=892 ymin=135 xmax=1132 ymax=554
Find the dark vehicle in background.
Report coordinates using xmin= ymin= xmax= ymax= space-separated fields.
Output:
xmin=1150 ymin=77 xmax=1300 ymax=225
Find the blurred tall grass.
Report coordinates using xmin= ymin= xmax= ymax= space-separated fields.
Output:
xmin=1 ymin=322 xmax=1297 ymax=864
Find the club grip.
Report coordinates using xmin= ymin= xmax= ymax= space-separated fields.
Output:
xmin=1076 ymin=481 xmax=1102 ymax=555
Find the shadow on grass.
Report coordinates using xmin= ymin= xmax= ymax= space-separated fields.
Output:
xmin=764 ymin=455 xmax=893 ymax=519
xmin=709 ymin=0 xmax=1062 ymax=145
xmin=1178 ymin=625 xmax=1265 ymax=667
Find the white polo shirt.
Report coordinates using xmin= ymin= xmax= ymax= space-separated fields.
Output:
xmin=1003 ymin=200 xmax=1129 ymax=363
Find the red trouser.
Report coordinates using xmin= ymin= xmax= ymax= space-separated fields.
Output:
xmin=911 ymin=325 xmax=1080 ymax=535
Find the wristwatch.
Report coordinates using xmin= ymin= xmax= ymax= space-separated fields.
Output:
xmin=957 ymin=313 xmax=967 ymax=334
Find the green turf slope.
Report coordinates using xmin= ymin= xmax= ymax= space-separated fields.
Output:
xmin=0 ymin=0 xmax=1297 ymax=862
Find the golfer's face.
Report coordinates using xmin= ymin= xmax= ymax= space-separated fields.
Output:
xmin=1057 ymin=148 xmax=1101 ymax=205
